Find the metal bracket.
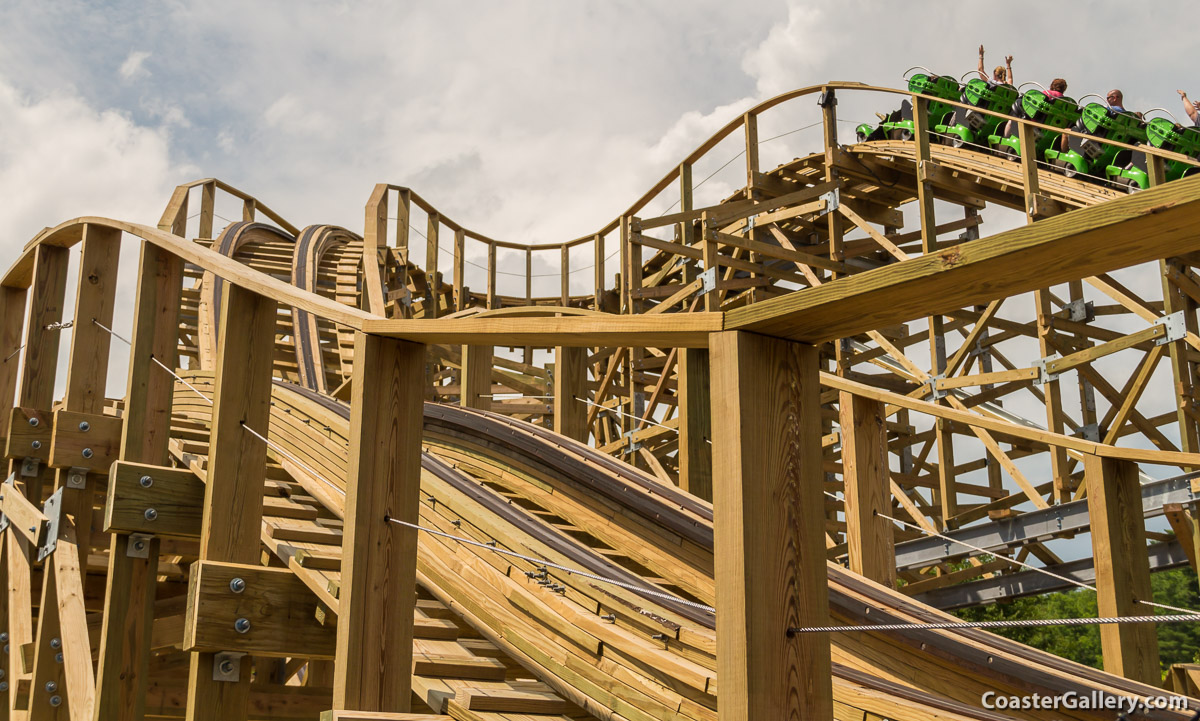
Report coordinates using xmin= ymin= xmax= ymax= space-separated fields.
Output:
xmin=622 ymin=432 xmax=642 ymax=455
xmin=212 ymin=651 xmax=246 ymax=682
xmin=1155 ymin=311 xmax=1186 ymax=345
xmin=817 ymin=188 xmax=840 ymax=218
xmin=958 ymin=225 xmax=980 ymax=242
xmin=1065 ymin=299 xmax=1095 ymax=323
xmin=926 ymin=373 xmax=946 ymax=401
xmin=697 ymin=268 xmax=717 ymax=296
xmin=19 ymin=458 xmax=38 ymax=478
xmin=1033 ymin=354 xmax=1062 ymax=386
xmin=65 ymin=467 xmax=88 ymax=490
xmin=37 ymin=488 xmax=63 ymax=562
xmin=1078 ymin=423 xmax=1100 ymax=443
xmin=745 ymin=214 xmax=756 ymax=231
xmin=126 ymin=533 xmax=152 ymax=559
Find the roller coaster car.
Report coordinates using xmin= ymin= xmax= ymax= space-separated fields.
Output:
xmin=1146 ymin=117 xmax=1200 ymax=182
xmin=855 ymin=72 xmax=960 ymax=143
xmin=934 ymin=78 xmax=1019 ymax=148
xmin=1044 ymin=103 xmax=1149 ymax=191
xmin=987 ymin=89 xmax=1081 ymax=162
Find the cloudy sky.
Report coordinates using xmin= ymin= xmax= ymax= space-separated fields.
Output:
xmin=2 ymin=0 xmax=1197 ymax=253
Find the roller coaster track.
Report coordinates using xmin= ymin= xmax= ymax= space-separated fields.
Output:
xmin=3 ymin=82 xmax=1200 ymax=720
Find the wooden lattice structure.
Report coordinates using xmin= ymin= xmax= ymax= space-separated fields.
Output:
xmin=1 ymin=82 xmax=1200 ymax=720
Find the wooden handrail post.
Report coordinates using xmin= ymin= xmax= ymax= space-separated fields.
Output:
xmin=486 ymin=243 xmax=497 ymax=310
xmin=711 ymin=331 xmax=832 ymax=720
xmin=560 ymin=245 xmax=570 ymax=307
xmin=198 ymin=180 xmax=216 ymax=240
xmin=333 ymin=333 xmax=425 ymax=712
xmin=184 ymin=284 xmax=278 ymax=720
xmin=1085 ymin=456 xmax=1160 ymax=684
xmin=453 ymin=230 xmax=466 ymax=312
xmin=592 ymin=233 xmax=604 ymax=309
xmin=553 ymin=346 xmax=588 ymax=442
xmin=426 ymin=211 xmax=440 ymax=319
xmin=839 ymin=391 xmax=895 ymax=586
xmin=362 ymin=186 xmax=388 ymax=316
xmin=94 ymin=240 xmax=183 ymax=721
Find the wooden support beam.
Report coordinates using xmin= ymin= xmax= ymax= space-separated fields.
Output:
xmin=333 ymin=333 xmax=425 ymax=713
xmin=425 ymin=212 xmax=439 ymax=320
xmin=459 ymin=345 xmax=491 ymax=411
xmin=1085 ymin=456 xmax=1160 ymax=684
xmin=553 ymin=346 xmax=588 ymax=443
xmin=94 ymin=242 xmax=182 ymax=721
xmin=711 ymin=331 xmax=832 ymax=720
xmin=185 ymin=284 xmax=277 ymax=721
xmin=677 ymin=347 xmax=712 ymax=501
xmin=727 ymin=176 xmax=1200 ymax=342
xmin=839 ymin=392 xmax=895 ymax=587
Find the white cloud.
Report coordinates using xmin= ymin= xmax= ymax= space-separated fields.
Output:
xmin=118 ymin=50 xmax=150 ymax=80
xmin=0 ymin=77 xmax=189 ymax=247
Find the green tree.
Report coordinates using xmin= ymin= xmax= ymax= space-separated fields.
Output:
xmin=954 ymin=566 xmax=1200 ymax=672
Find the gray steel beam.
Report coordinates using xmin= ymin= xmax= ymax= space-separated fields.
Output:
xmin=913 ymin=541 xmax=1189 ymax=610
xmin=893 ymin=471 xmax=1200 ymax=571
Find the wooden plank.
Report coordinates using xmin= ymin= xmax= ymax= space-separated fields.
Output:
xmin=103 ymin=462 xmax=203 ymax=538
xmin=184 ymin=561 xmax=335 ymax=659
xmin=48 ymin=410 xmax=122 ymax=473
xmin=185 ymin=284 xmax=277 ymax=721
xmin=710 ymin=331 xmax=832 ymax=720
xmin=553 ymin=346 xmax=588 ymax=443
xmin=363 ymin=314 xmax=722 ymax=348
xmin=0 ymin=287 xmax=28 ymax=446
xmin=839 ymin=392 xmax=895 ymax=587
xmin=333 ymin=333 xmax=425 ymax=713
xmin=727 ymin=176 xmax=1200 ymax=342
xmin=1085 ymin=456 xmax=1160 ymax=684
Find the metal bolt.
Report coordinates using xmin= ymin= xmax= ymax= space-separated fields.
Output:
xmin=30 ymin=441 xmax=40 ymax=450
xmin=49 ymin=695 xmax=61 ymax=707
xmin=0 ymin=668 xmax=4 ymax=679
xmin=0 ymin=632 xmax=8 ymax=642
xmin=132 ymin=539 xmax=146 ymax=553
xmin=651 ymin=633 xmax=667 ymax=641
xmin=49 ymin=638 xmax=61 ymax=650
xmin=218 ymin=659 xmax=235 ymax=675
xmin=44 ymin=681 xmax=56 ymax=693
xmin=78 ymin=421 xmax=89 ymax=432
xmin=234 ymin=618 xmax=251 ymax=634
xmin=601 ymin=614 xmax=615 ymax=622
xmin=81 ymin=448 xmax=93 ymax=459
xmin=27 ymin=417 xmax=38 ymax=427
xmin=229 ymin=577 xmax=246 ymax=594
xmin=144 ymin=508 xmax=158 ymax=521
xmin=3 ymin=645 xmax=7 ymax=655
xmin=139 ymin=475 xmax=153 ymax=488
xmin=54 ymin=653 xmax=62 ymax=664
xmin=0 ymin=682 xmax=7 ymax=693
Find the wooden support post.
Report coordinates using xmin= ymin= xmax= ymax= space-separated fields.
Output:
xmin=460 ymin=345 xmax=492 ymax=411
xmin=592 ymin=233 xmax=604 ymax=310
xmin=94 ymin=241 xmax=183 ymax=721
xmin=677 ymin=347 xmax=712 ymax=501
xmin=241 ymin=197 xmax=256 ymax=222
xmin=426 ymin=212 xmax=440 ymax=319
xmin=711 ymin=331 xmax=832 ymax=720
xmin=333 ymin=333 xmax=424 ymax=713
xmin=198 ymin=181 xmax=216 ymax=240
xmin=1085 ymin=456 xmax=1160 ymax=684
xmin=363 ymin=187 xmax=388 ymax=316
xmin=560 ymin=245 xmax=570 ymax=307
xmin=395 ymin=189 xmax=412 ymax=314
xmin=838 ymin=392 xmax=895 ymax=586
xmin=453 ymin=230 xmax=465 ymax=312
xmin=743 ymin=112 xmax=759 ymax=191
xmin=184 ymin=284 xmax=277 ymax=721
xmin=553 ymin=346 xmax=588 ymax=443
xmin=486 ymin=244 xmax=497 ymax=311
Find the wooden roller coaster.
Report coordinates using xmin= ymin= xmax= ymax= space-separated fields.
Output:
xmin=3 ymin=82 xmax=1200 ymax=720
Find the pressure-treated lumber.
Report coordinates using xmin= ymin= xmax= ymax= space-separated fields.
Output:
xmin=553 ymin=346 xmax=588 ymax=443
xmin=839 ymin=392 xmax=895 ymax=587
xmin=710 ymin=331 xmax=832 ymax=720
xmin=1085 ymin=456 xmax=1161 ymax=685
xmin=333 ymin=333 xmax=425 ymax=713
xmin=185 ymin=284 xmax=278 ymax=721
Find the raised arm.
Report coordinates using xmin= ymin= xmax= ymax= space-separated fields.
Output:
xmin=1181 ymin=90 xmax=1199 ymax=124
xmin=977 ymin=45 xmax=988 ymax=82
xmin=1005 ymin=55 xmax=1014 ymax=86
